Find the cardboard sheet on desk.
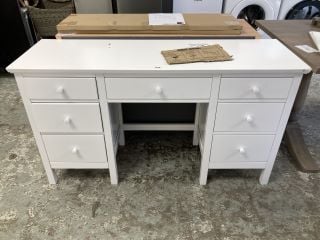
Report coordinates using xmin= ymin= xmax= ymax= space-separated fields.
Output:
xmin=161 ymin=44 xmax=233 ymax=65
xmin=57 ymin=14 xmax=242 ymax=33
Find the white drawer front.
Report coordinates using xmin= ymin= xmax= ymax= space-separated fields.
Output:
xmin=214 ymin=103 xmax=284 ymax=132
xmin=32 ymin=103 xmax=103 ymax=133
xmin=209 ymin=135 xmax=275 ymax=168
xmin=219 ymin=77 xmax=292 ymax=99
xmin=24 ymin=77 xmax=98 ymax=100
xmin=105 ymin=77 xmax=212 ymax=100
xmin=43 ymin=135 xmax=107 ymax=164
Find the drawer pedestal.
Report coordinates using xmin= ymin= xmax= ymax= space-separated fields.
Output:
xmin=198 ymin=76 xmax=302 ymax=185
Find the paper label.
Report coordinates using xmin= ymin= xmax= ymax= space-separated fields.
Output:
xmin=295 ymin=45 xmax=319 ymax=53
xmin=148 ymin=13 xmax=185 ymax=26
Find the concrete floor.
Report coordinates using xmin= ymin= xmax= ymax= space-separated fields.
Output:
xmin=0 ymin=73 xmax=319 ymax=240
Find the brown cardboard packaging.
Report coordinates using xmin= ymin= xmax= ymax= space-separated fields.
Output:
xmin=183 ymin=14 xmax=242 ymax=31
xmin=161 ymin=44 xmax=233 ymax=65
xmin=57 ymin=13 xmax=242 ymax=35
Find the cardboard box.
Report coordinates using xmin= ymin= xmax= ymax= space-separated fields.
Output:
xmin=183 ymin=14 xmax=241 ymax=31
xmin=57 ymin=13 xmax=242 ymax=35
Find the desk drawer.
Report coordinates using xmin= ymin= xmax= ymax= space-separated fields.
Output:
xmin=24 ymin=77 xmax=98 ymax=100
xmin=219 ymin=77 xmax=292 ymax=99
xmin=214 ymin=103 xmax=284 ymax=132
xmin=32 ymin=103 xmax=103 ymax=133
xmin=105 ymin=77 xmax=212 ymax=100
xmin=209 ymin=135 xmax=274 ymax=168
xmin=43 ymin=135 xmax=107 ymax=164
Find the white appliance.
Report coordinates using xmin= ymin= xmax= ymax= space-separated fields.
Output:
xmin=74 ymin=0 xmax=113 ymax=13
xmin=173 ymin=0 xmax=223 ymax=13
xmin=278 ymin=0 xmax=320 ymax=19
xmin=223 ymin=0 xmax=282 ymax=28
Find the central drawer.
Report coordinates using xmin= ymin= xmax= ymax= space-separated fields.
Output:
xmin=214 ymin=103 xmax=285 ymax=132
xmin=105 ymin=77 xmax=212 ymax=100
xmin=32 ymin=103 xmax=103 ymax=133
xmin=42 ymin=135 xmax=108 ymax=165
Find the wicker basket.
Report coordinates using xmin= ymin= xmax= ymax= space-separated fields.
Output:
xmin=27 ymin=0 xmax=74 ymax=38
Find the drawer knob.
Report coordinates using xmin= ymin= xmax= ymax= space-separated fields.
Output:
xmin=64 ymin=116 xmax=72 ymax=124
xmin=56 ymin=86 xmax=65 ymax=94
xmin=155 ymin=85 xmax=163 ymax=94
xmin=251 ymin=86 xmax=260 ymax=94
xmin=238 ymin=147 xmax=246 ymax=154
xmin=71 ymin=147 xmax=79 ymax=154
xmin=245 ymin=114 xmax=254 ymax=123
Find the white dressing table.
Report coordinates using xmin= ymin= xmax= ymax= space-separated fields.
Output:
xmin=6 ymin=39 xmax=310 ymax=185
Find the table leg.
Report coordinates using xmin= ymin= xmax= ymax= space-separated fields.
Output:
xmin=118 ymin=103 xmax=125 ymax=146
xmin=285 ymin=72 xmax=320 ymax=172
xmin=193 ymin=103 xmax=200 ymax=146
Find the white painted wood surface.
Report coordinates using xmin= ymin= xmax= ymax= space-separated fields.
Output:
xmin=50 ymin=162 xmax=108 ymax=169
xmin=31 ymin=103 xmax=103 ymax=133
xmin=6 ymin=39 xmax=311 ymax=185
xmin=214 ymin=103 xmax=285 ymax=132
xmin=14 ymin=74 xmax=58 ymax=184
xmin=209 ymin=135 xmax=275 ymax=167
xmin=96 ymin=75 xmax=118 ymax=185
xmin=123 ymin=123 xmax=194 ymax=131
xmin=6 ymin=39 xmax=310 ymax=74
xmin=219 ymin=77 xmax=293 ymax=99
xmin=199 ymin=76 xmax=221 ymax=185
xmin=42 ymin=135 xmax=108 ymax=164
xmin=192 ymin=103 xmax=200 ymax=146
xmin=118 ymin=103 xmax=125 ymax=146
xmin=23 ymin=77 xmax=98 ymax=100
xmin=259 ymin=75 xmax=303 ymax=184
xmin=105 ymin=77 xmax=212 ymax=100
